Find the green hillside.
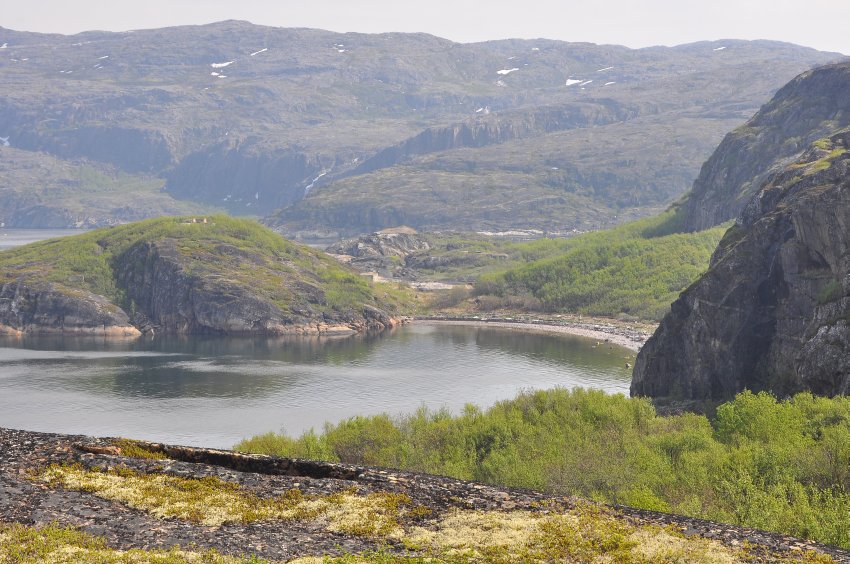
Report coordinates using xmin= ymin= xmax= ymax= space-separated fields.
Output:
xmin=0 ymin=216 xmax=410 ymax=334
xmin=472 ymin=212 xmax=727 ymax=320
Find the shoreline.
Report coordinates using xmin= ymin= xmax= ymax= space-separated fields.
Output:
xmin=415 ymin=316 xmax=650 ymax=352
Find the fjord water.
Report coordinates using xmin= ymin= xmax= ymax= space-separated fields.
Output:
xmin=0 ymin=325 xmax=633 ymax=448
xmin=0 ymin=228 xmax=84 ymax=250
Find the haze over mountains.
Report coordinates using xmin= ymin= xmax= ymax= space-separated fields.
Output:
xmin=0 ymin=20 xmax=844 ymax=234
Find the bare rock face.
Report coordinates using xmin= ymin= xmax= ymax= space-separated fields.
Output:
xmin=632 ymin=129 xmax=850 ymax=400
xmin=681 ymin=62 xmax=850 ymax=232
xmin=325 ymin=231 xmax=431 ymax=278
xmin=327 ymin=231 xmax=431 ymax=260
xmin=0 ymin=280 xmax=139 ymax=336
xmin=0 ymin=217 xmax=400 ymax=337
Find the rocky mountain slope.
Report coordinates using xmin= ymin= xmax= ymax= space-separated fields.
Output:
xmin=0 ymin=216 xmax=401 ymax=335
xmin=632 ymin=127 xmax=850 ymax=401
xmin=0 ymin=146 xmax=216 ymax=228
xmin=680 ymin=62 xmax=850 ymax=231
xmin=0 ymin=22 xmax=842 ymax=230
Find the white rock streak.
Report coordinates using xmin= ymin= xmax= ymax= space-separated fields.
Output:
xmin=565 ymin=78 xmax=582 ymax=86
xmin=211 ymin=61 xmax=234 ymax=68
xmin=249 ymin=48 xmax=268 ymax=56
xmin=497 ymin=68 xmax=519 ymax=75
xmin=305 ymin=170 xmax=329 ymax=195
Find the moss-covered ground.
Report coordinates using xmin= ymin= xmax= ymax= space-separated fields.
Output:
xmin=26 ymin=464 xmax=824 ymax=563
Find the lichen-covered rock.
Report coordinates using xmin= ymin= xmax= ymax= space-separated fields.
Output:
xmin=633 ymin=129 xmax=850 ymax=400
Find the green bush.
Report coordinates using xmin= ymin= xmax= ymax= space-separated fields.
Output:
xmin=236 ymin=389 xmax=850 ymax=548
xmin=473 ymin=212 xmax=727 ymax=320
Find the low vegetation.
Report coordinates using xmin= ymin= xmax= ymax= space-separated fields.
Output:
xmin=39 ymin=465 xmax=425 ymax=536
xmin=0 ymin=522 xmax=249 ymax=563
xmin=29 ymin=467 xmax=796 ymax=563
xmin=0 ymin=215 xmax=414 ymax=317
xmin=469 ymin=211 xmax=726 ymax=320
xmin=237 ymin=388 xmax=850 ymax=549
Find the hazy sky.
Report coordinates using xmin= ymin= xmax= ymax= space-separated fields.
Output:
xmin=4 ymin=0 xmax=850 ymax=55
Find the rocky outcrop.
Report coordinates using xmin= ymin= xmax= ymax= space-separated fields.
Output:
xmin=681 ymin=62 xmax=850 ymax=232
xmin=165 ymin=140 xmax=329 ymax=211
xmin=349 ymin=101 xmax=645 ymax=177
xmin=0 ymin=217 xmax=401 ymax=336
xmin=325 ymin=230 xmax=431 ymax=279
xmin=327 ymin=231 xmax=430 ymax=259
xmin=0 ymin=280 xmax=139 ymax=336
xmin=632 ymin=129 xmax=850 ymax=401
xmin=111 ymin=238 xmax=398 ymax=335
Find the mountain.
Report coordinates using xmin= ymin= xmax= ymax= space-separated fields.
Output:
xmin=0 ymin=216 xmax=401 ymax=335
xmin=0 ymin=21 xmax=842 ymax=231
xmin=632 ymin=127 xmax=850 ymax=402
xmin=680 ymin=62 xmax=850 ymax=231
xmin=0 ymin=146 xmax=216 ymax=228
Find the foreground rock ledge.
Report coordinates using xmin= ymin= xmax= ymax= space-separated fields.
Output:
xmin=1 ymin=428 xmax=847 ymax=562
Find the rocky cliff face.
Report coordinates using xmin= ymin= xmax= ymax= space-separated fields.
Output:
xmin=632 ymin=129 xmax=850 ymax=400
xmin=681 ymin=62 xmax=850 ymax=232
xmin=0 ymin=217 xmax=401 ymax=336
xmin=348 ymin=101 xmax=644 ymax=177
xmin=0 ymin=280 xmax=139 ymax=336
xmin=165 ymin=140 xmax=327 ymax=211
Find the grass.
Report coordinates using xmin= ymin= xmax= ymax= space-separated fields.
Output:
xmin=112 ymin=439 xmax=169 ymax=460
xmin=236 ymin=388 xmax=850 ymax=549
xmin=0 ymin=215 xmax=408 ymax=319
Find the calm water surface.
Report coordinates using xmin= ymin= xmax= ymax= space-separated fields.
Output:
xmin=0 ymin=325 xmax=634 ymax=448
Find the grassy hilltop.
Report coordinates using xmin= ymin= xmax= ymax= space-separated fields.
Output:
xmin=0 ymin=216 xmax=411 ymax=335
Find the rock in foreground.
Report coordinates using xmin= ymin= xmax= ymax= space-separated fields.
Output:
xmin=0 ymin=427 xmax=845 ymax=562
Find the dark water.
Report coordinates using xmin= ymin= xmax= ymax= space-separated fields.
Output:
xmin=0 ymin=325 xmax=635 ymax=448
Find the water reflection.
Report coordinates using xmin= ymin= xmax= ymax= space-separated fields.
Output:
xmin=0 ymin=324 xmax=633 ymax=448
xmin=0 ymin=332 xmax=395 ymax=399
